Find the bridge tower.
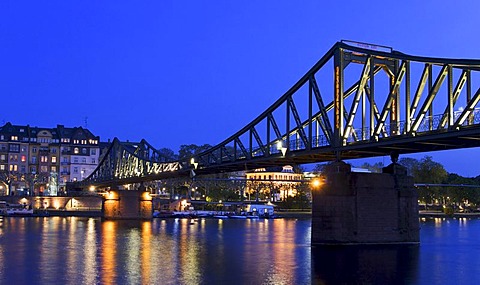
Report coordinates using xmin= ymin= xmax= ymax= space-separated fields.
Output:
xmin=311 ymin=157 xmax=419 ymax=245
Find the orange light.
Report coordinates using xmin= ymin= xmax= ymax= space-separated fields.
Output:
xmin=311 ymin=179 xmax=322 ymax=188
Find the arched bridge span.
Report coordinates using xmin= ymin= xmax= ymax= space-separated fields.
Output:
xmin=76 ymin=41 xmax=480 ymax=188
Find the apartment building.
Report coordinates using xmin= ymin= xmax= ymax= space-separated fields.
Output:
xmin=0 ymin=122 xmax=100 ymax=196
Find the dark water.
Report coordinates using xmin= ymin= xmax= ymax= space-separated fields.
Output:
xmin=0 ymin=216 xmax=478 ymax=285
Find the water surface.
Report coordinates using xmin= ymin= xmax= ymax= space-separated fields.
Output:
xmin=0 ymin=216 xmax=478 ymax=284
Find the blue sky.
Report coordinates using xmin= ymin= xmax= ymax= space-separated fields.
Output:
xmin=1 ymin=1 xmax=480 ymax=176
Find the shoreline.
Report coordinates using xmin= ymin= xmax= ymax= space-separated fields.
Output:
xmin=4 ymin=210 xmax=480 ymax=219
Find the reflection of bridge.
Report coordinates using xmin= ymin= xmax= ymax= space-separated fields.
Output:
xmin=75 ymin=41 xmax=480 ymax=189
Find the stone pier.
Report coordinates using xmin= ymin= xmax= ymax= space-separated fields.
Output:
xmin=103 ymin=190 xmax=153 ymax=219
xmin=311 ymin=161 xmax=419 ymax=245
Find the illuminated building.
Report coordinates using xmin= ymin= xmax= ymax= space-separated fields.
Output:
xmin=245 ymin=165 xmax=303 ymax=201
xmin=0 ymin=122 xmax=100 ymax=196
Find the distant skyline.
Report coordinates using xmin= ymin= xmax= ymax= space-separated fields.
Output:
xmin=1 ymin=1 xmax=480 ymax=176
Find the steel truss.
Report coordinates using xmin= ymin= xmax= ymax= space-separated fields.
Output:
xmin=75 ymin=138 xmax=182 ymax=187
xmin=76 ymin=41 xmax=480 ymax=187
xmin=191 ymin=41 xmax=480 ymax=173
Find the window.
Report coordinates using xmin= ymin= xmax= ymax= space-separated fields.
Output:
xmin=91 ymin=158 xmax=96 ymax=164
xmin=73 ymin=167 xmax=78 ymax=173
xmin=30 ymin=166 xmax=36 ymax=173
xmin=21 ymin=146 xmax=27 ymax=152
xmin=74 ymin=158 xmax=78 ymax=163
xmin=91 ymin=149 xmax=96 ymax=155
xmin=31 ymin=156 xmax=37 ymax=163
xmin=74 ymin=147 xmax=79 ymax=154
xmin=82 ymin=148 xmax=87 ymax=154
xmin=32 ymin=147 xmax=37 ymax=153
xmin=0 ymin=165 xmax=5 ymax=171
xmin=82 ymin=158 xmax=86 ymax=163
xmin=40 ymin=166 xmax=48 ymax=173
xmin=63 ymin=157 xmax=68 ymax=163
xmin=0 ymin=135 xmax=3 ymax=140
xmin=51 ymin=166 xmax=57 ymax=172
xmin=11 ymin=136 xmax=18 ymax=141
xmin=41 ymin=156 xmax=48 ymax=163
xmin=9 ymin=154 xmax=18 ymax=162
xmin=9 ymin=144 xmax=20 ymax=152
xmin=9 ymin=164 xmax=18 ymax=172
xmin=51 ymin=148 xmax=57 ymax=153
xmin=21 ymin=155 xmax=26 ymax=162
xmin=0 ymin=155 xmax=5 ymax=161
xmin=51 ymin=156 xmax=57 ymax=163
xmin=20 ymin=165 xmax=26 ymax=173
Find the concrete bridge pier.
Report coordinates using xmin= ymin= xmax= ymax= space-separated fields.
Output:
xmin=103 ymin=189 xmax=153 ymax=219
xmin=311 ymin=160 xmax=419 ymax=245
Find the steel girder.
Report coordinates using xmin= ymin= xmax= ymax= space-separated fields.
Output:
xmin=189 ymin=41 xmax=480 ymax=173
xmin=74 ymin=41 xmax=480 ymax=187
xmin=73 ymin=138 xmax=183 ymax=188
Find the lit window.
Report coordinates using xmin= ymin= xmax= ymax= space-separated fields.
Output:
xmin=9 ymin=164 xmax=18 ymax=172
xmin=11 ymin=136 xmax=18 ymax=141
xmin=52 ymin=157 xmax=57 ymax=163
xmin=74 ymin=148 xmax=79 ymax=154
xmin=0 ymin=165 xmax=4 ymax=171
xmin=21 ymin=155 xmax=26 ymax=162
xmin=51 ymin=166 xmax=57 ymax=172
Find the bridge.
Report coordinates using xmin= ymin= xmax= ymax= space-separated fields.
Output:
xmin=72 ymin=41 xmax=480 ymax=244
xmin=75 ymin=40 xmax=480 ymax=189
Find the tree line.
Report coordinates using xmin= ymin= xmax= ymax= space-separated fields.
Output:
xmin=355 ymin=156 xmax=480 ymax=210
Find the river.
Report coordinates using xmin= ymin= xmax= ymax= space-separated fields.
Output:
xmin=0 ymin=216 xmax=478 ymax=284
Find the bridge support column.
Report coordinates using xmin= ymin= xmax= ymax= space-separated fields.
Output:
xmin=103 ymin=190 xmax=153 ymax=219
xmin=312 ymin=161 xmax=419 ymax=245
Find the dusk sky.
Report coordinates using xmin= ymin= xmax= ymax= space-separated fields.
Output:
xmin=1 ymin=1 xmax=480 ymax=176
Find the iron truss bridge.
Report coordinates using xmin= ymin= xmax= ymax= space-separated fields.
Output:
xmin=76 ymin=40 xmax=480 ymax=188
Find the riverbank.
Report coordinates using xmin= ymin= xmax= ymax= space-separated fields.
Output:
xmin=419 ymin=211 xmax=480 ymax=218
xmin=5 ymin=209 xmax=480 ymax=219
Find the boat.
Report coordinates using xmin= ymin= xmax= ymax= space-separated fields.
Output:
xmin=229 ymin=215 xmax=247 ymax=219
xmin=5 ymin=204 xmax=34 ymax=216
xmin=213 ymin=215 xmax=229 ymax=219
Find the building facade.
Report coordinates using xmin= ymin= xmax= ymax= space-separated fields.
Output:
xmin=0 ymin=122 xmax=100 ymax=196
xmin=245 ymin=165 xmax=304 ymax=201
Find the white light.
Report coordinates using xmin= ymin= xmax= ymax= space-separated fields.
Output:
xmin=276 ymin=141 xmax=283 ymax=150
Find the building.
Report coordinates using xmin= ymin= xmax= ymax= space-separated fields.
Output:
xmin=245 ymin=165 xmax=304 ymax=201
xmin=0 ymin=122 xmax=100 ymax=196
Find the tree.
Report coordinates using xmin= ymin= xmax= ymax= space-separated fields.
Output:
xmin=398 ymin=157 xmax=420 ymax=177
xmin=357 ymin=162 xmax=384 ymax=173
xmin=400 ymin=156 xmax=447 ymax=205
xmin=178 ymin=144 xmax=212 ymax=161
xmin=157 ymin=147 xmax=178 ymax=162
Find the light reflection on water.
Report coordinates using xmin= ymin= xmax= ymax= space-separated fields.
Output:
xmin=0 ymin=217 xmax=312 ymax=284
xmin=0 ymin=217 xmax=480 ymax=284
